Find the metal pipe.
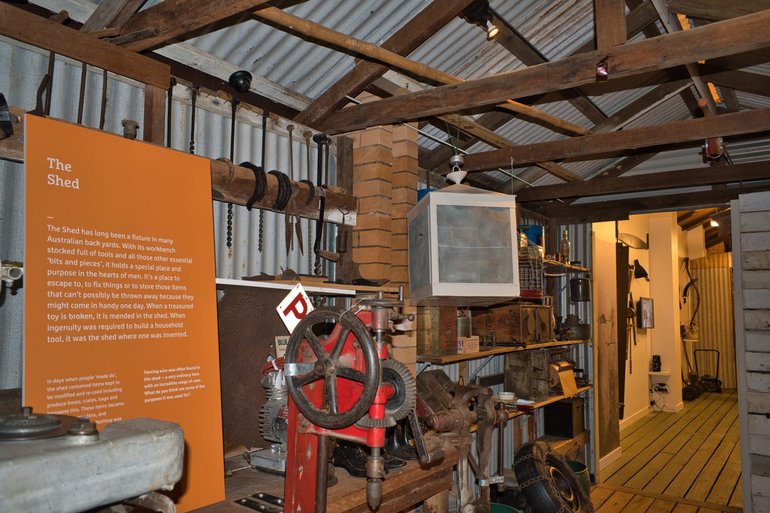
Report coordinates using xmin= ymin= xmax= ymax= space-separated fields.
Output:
xmin=76 ymin=62 xmax=87 ymax=124
xmin=314 ymin=436 xmax=329 ymax=513
xmin=165 ymin=77 xmax=176 ymax=148
xmin=497 ymin=416 xmax=505 ymax=492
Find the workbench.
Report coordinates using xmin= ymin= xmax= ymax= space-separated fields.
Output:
xmin=193 ymin=445 xmax=458 ymax=513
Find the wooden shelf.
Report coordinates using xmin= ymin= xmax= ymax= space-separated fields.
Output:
xmin=470 ymin=385 xmax=593 ymax=432
xmin=417 ymin=339 xmax=588 ymax=364
xmin=538 ymin=431 xmax=588 ymax=457
xmin=215 ymin=277 xmax=399 ymax=295
xmin=513 ymin=385 xmax=593 ymax=414
xmin=543 ymin=259 xmax=591 ymax=273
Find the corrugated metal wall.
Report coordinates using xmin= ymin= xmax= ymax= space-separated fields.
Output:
xmin=690 ymin=253 xmax=736 ymax=389
xmin=0 ymin=37 xmax=336 ymax=388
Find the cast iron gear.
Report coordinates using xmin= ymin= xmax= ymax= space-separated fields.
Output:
xmin=357 ymin=358 xmax=417 ymax=429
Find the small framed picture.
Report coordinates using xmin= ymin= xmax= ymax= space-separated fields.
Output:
xmin=637 ymin=297 xmax=654 ymax=329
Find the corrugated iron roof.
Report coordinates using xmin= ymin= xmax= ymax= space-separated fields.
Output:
xmin=13 ymin=0 xmax=770 ymax=199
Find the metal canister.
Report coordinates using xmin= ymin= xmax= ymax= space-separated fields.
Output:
xmin=570 ymin=275 xmax=591 ymax=302
xmin=456 ymin=311 xmax=471 ymax=338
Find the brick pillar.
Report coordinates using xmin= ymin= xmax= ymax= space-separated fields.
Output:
xmin=351 ymin=125 xmax=393 ymax=281
xmin=350 ymin=117 xmax=419 ymax=371
xmin=390 ymin=124 xmax=419 ymax=288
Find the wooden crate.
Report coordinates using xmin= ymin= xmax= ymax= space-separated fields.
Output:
xmin=504 ymin=349 xmax=550 ymax=402
xmin=472 ymin=304 xmax=554 ymax=344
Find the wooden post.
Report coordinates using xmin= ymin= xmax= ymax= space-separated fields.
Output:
xmin=143 ymin=84 xmax=166 ymax=145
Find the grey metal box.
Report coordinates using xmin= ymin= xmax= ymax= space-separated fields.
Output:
xmin=408 ymin=185 xmax=520 ymax=306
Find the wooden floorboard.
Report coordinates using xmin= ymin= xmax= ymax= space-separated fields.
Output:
xmin=591 ymin=484 xmax=617 ymax=510
xmin=595 ymin=489 xmax=635 ymax=512
xmin=620 ymin=493 xmax=656 ymax=512
xmin=685 ymin=417 xmax=740 ymax=502
xmin=660 ymin=395 xmax=737 ymax=497
xmin=592 ymin=484 xmax=743 ymax=513
xmin=707 ymin=441 xmax=741 ymax=505
xmin=594 ymin=391 xmax=742 ymax=512
xmin=728 ymin=477 xmax=742 ymax=508
xmin=604 ymin=392 xmax=730 ymax=486
xmin=647 ymin=498 xmax=679 ymax=512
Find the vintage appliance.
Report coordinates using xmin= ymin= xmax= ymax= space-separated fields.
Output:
xmin=408 ymin=184 xmax=520 ymax=306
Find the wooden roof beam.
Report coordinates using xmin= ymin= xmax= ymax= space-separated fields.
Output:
xmin=496 ymin=76 xmax=690 ymax=194
xmin=463 ymin=107 xmax=770 ymax=172
xmin=294 ymin=0 xmax=475 ymax=127
xmin=516 ymin=161 xmax=770 ymax=202
xmin=251 ymin=7 xmax=589 ymax=137
xmin=0 ymin=3 xmax=169 ymax=89
xmin=370 ymin=76 xmax=583 ymax=183
xmin=80 ymin=0 xmax=145 ymax=32
xmin=700 ymin=66 xmax=770 ymax=98
xmin=119 ymin=0 xmax=272 ymax=52
xmin=320 ymin=9 xmax=770 ymax=133
xmin=595 ymin=0 xmax=628 ymax=50
xmin=651 ymin=0 xmax=718 ymax=114
xmin=666 ymin=0 xmax=770 ymax=22
xmin=680 ymin=208 xmax=718 ymax=230
xmin=490 ymin=11 xmax=607 ymax=125
xmin=534 ymin=185 xmax=768 ymax=223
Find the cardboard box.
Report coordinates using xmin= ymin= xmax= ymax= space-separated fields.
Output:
xmin=457 ymin=336 xmax=480 ymax=354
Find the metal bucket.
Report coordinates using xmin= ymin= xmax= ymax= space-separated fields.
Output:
xmin=567 ymin=460 xmax=591 ymax=496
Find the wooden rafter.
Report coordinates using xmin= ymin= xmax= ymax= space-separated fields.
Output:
xmin=251 ymin=6 xmax=589 ymax=137
xmin=449 ymin=75 xmax=689 ymax=192
xmin=80 ymin=0 xmax=145 ymax=32
xmin=369 ymin=77 xmax=513 ymax=150
xmin=700 ymin=67 xmax=770 ymax=98
xmin=679 ymin=208 xmax=719 ymax=231
xmin=595 ymin=0 xmax=628 ymax=50
xmin=294 ymin=0 xmax=475 ymax=127
xmin=650 ymin=0 xmax=717 ymax=114
xmin=592 ymin=152 xmax=657 ymax=179
xmin=592 ymin=76 xmax=691 ymax=132
xmin=320 ymin=9 xmax=770 ymax=133
xmin=0 ymin=3 xmax=169 ymax=89
xmin=119 ymin=0 xmax=272 ymax=51
xmin=370 ymin=76 xmax=582 ymax=183
xmin=490 ymin=11 xmax=607 ymax=125
xmin=418 ymin=111 xmax=511 ymax=171
xmin=529 ymin=184 xmax=769 ymax=223
xmin=463 ymin=107 xmax=770 ymax=172
xmin=417 ymin=0 xmax=664 ymax=187
xmin=666 ymin=0 xmax=770 ymax=22
xmin=516 ymin=161 xmax=770 ymax=202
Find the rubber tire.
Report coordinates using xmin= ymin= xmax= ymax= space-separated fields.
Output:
xmin=514 ymin=441 xmax=594 ymax=513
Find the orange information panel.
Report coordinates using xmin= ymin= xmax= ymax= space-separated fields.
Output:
xmin=24 ymin=115 xmax=224 ymax=511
